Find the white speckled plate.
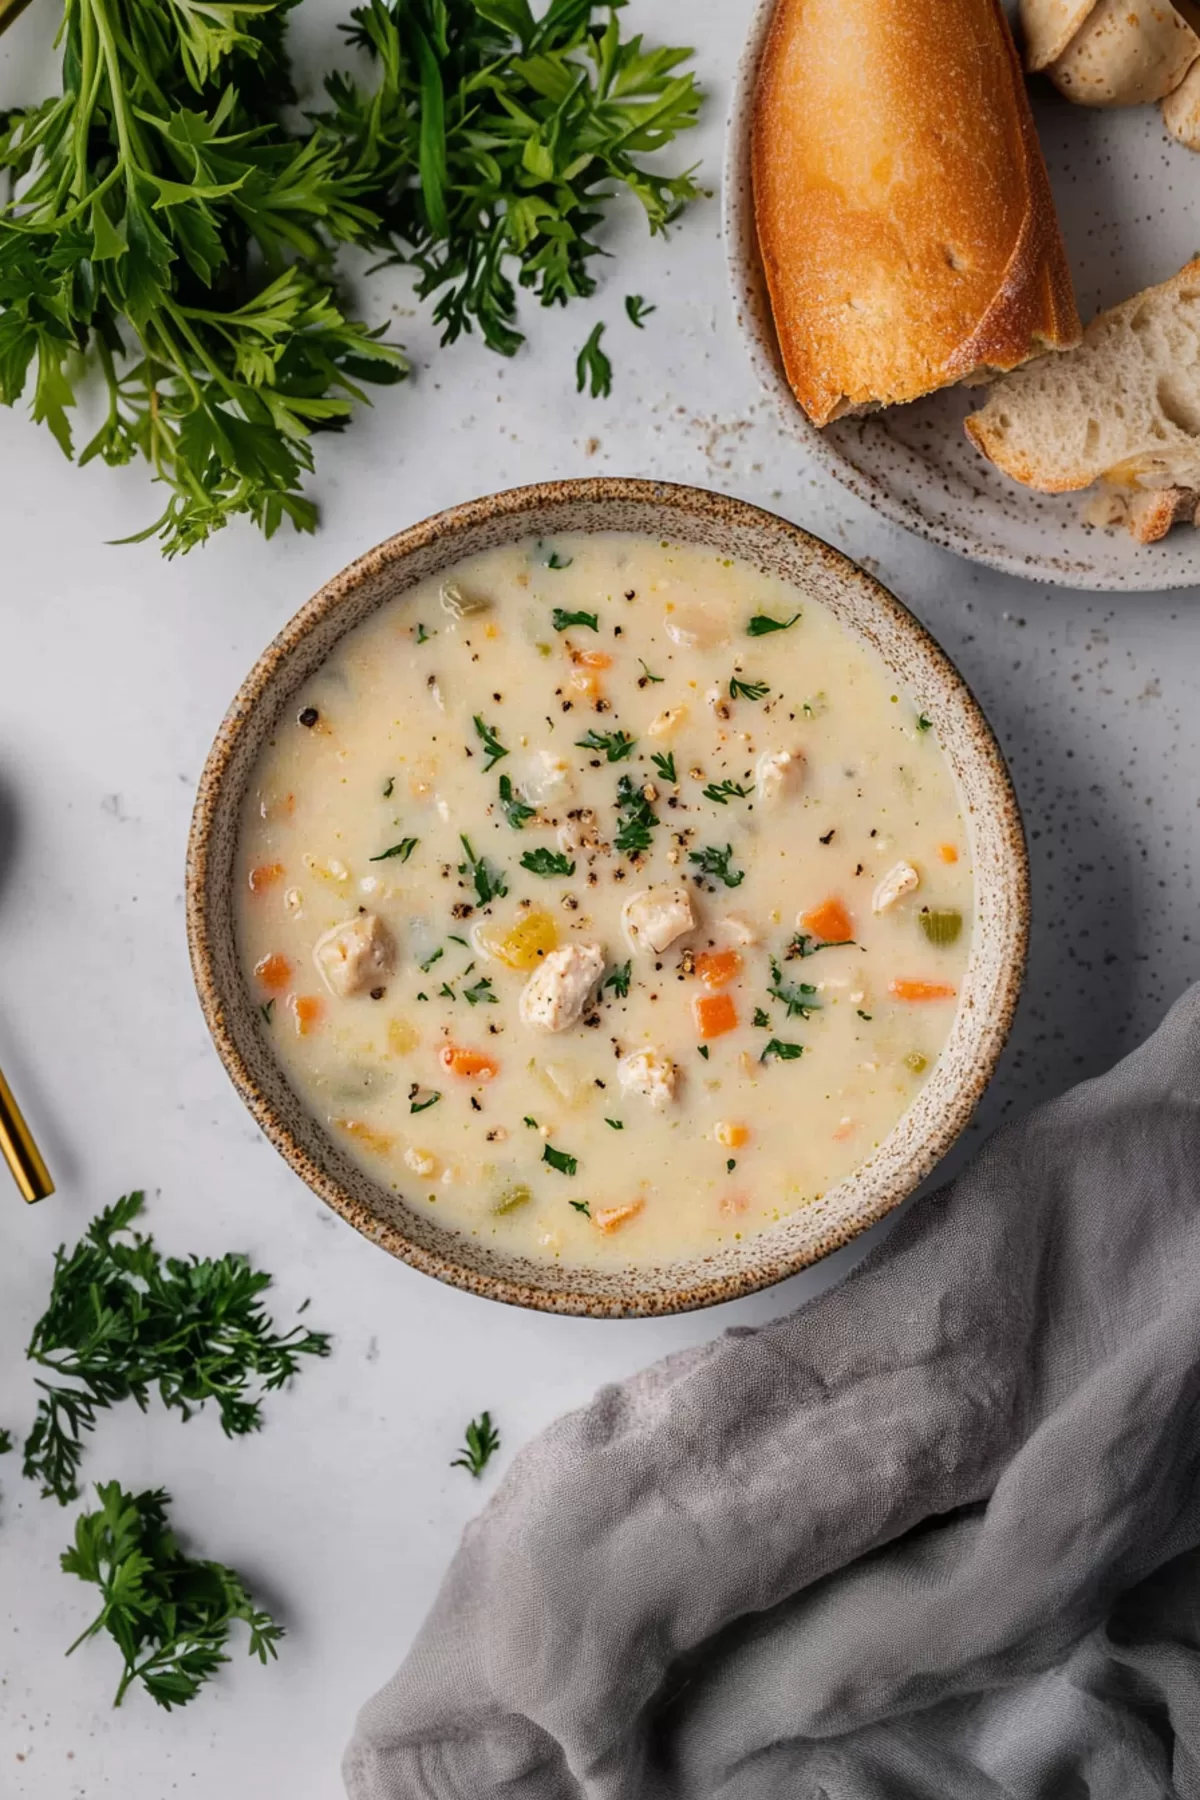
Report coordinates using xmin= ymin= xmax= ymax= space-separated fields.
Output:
xmin=725 ymin=0 xmax=1200 ymax=591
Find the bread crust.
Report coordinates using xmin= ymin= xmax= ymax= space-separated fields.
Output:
xmin=751 ymin=0 xmax=1081 ymax=428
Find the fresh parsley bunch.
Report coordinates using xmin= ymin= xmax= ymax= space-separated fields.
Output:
xmin=0 ymin=0 xmax=404 ymax=555
xmin=63 ymin=1481 xmax=284 ymax=1709
xmin=320 ymin=0 xmax=703 ymax=354
xmin=23 ymin=1190 xmax=330 ymax=1505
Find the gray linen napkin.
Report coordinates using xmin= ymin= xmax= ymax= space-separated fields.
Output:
xmin=344 ymin=983 xmax=1200 ymax=1800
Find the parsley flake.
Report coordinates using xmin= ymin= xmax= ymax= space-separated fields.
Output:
xmin=458 ymin=836 xmax=508 ymax=906
xmin=520 ymin=849 xmax=576 ymax=878
xmin=603 ymin=961 xmax=632 ymax=999
xmin=747 ymin=612 xmax=800 ymax=636
xmin=768 ymin=960 xmax=821 ymax=1020
xmin=575 ymin=728 xmax=636 ymax=762
xmin=761 ymin=1040 xmax=804 ymax=1063
xmin=543 ymin=1143 xmax=578 ymax=1177
xmin=451 ymin=1412 xmax=500 ymax=1480
xmin=552 ymin=609 xmax=598 ymax=632
xmin=729 ymin=676 xmax=770 ymax=702
xmin=464 ymin=978 xmax=498 ymax=1006
xmin=614 ymin=774 xmax=658 ymax=856
xmin=569 ymin=1200 xmax=592 ymax=1218
xmin=688 ymin=843 xmax=745 ymax=889
xmin=410 ymin=1090 xmax=442 ymax=1114
xmin=639 ymin=660 xmax=665 ymax=684
xmin=382 ymin=776 xmax=395 ymax=798
xmin=369 ymin=837 xmax=418 ymax=863
xmin=419 ymin=947 xmax=444 ymax=973
xmin=473 ymin=716 xmax=509 ymax=771
xmin=651 ymin=751 xmax=677 ymax=784
xmin=702 ymin=779 xmax=753 ymax=805
xmin=605 ymin=1119 xmax=624 ymax=1130
xmin=916 ymin=713 xmax=934 ymax=734
xmin=625 ymin=295 xmax=656 ymax=328
xmin=498 ymin=775 xmax=536 ymax=830
xmin=576 ymin=323 xmax=613 ymax=398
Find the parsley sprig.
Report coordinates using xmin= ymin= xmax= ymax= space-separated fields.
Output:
xmin=767 ymin=960 xmax=820 ymax=1020
xmin=576 ymin=728 xmax=636 ymax=762
xmin=688 ymin=843 xmax=745 ymax=889
xmin=458 ymin=835 xmax=507 ymax=906
xmin=63 ymin=1482 xmax=283 ymax=1710
xmin=520 ymin=848 xmax=575 ymax=878
xmin=614 ymin=773 xmax=658 ymax=856
xmin=473 ymin=715 xmax=509 ymax=771
xmin=22 ymin=1193 xmax=329 ymax=1507
xmin=451 ymin=1411 xmax=500 ymax=1479
xmin=498 ymin=774 xmax=536 ymax=830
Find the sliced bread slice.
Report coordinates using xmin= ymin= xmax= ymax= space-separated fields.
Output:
xmin=965 ymin=260 xmax=1200 ymax=539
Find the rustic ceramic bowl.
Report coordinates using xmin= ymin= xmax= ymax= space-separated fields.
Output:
xmin=726 ymin=0 xmax=1200 ymax=591
xmin=187 ymin=479 xmax=1028 ymax=1318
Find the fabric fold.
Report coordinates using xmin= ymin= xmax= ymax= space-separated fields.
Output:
xmin=345 ymin=984 xmax=1200 ymax=1800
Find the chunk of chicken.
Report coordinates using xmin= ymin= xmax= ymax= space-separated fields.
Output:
xmin=622 ymin=885 xmax=695 ymax=956
xmin=618 ymin=1048 xmax=679 ymax=1110
xmin=519 ymin=942 xmax=604 ymax=1033
xmin=756 ymin=748 xmax=804 ymax=807
xmin=518 ymin=748 xmax=574 ymax=807
xmin=873 ymin=862 xmax=920 ymax=914
xmin=717 ymin=913 xmax=759 ymax=948
xmin=314 ymin=913 xmax=396 ymax=997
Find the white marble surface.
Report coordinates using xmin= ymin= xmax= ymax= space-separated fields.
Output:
xmin=2 ymin=3 xmax=1199 ymax=1794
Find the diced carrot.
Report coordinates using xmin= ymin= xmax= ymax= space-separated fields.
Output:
xmin=890 ymin=978 xmax=957 ymax=1002
xmin=801 ymin=897 xmax=853 ymax=943
xmin=291 ymin=994 xmax=323 ymax=1034
xmin=719 ymin=1190 xmax=750 ymax=1218
xmin=696 ymin=949 xmax=743 ymax=989
xmin=254 ymin=952 xmax=291 ymax=991
xmin=694 ymin=991 xmax=739 ymax=1039
xmin=573 ymin=650 xmax=612 ymax=670
xmin=833 ymin=1117 xmax=857 ymax=1142
xmin=593 ymin=1199 xmax=644 ymax=1234
xmin=248 ymin=862 xmax=284 ymax=894
xmin=440 ymin=1045 xmax=499 ymax=1081
xmin=569 ymin=668 xmax=603 ymax=698
xmin=715 ymin=1121 xmax=750 ymax=1149
xmin=938 ymin=843 xmax=960 ymax=864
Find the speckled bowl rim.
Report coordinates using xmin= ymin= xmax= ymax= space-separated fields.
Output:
xmin=187 ymin=478 xmax=1029 ymax=1317
xmin=723 ymin=0 xmax=1200 ymax=594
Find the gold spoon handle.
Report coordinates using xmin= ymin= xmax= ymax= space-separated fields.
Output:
xmin=0 ymin=1063 xmax=54 ymax=1203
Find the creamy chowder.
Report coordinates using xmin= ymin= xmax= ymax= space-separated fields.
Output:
xmin=236 ymin=535 xmax=973 ymax=1270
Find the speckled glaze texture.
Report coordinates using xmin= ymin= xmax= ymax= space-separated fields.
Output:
xmin=187 ymin=480 xmax=1029 ymax=1317
xmin=726 ymin=0 xmax=1200 ymax=592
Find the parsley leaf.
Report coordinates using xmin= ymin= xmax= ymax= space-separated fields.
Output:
xmin=543 ymin=1143 xmax=578 ymax=1177
xmin=418 ymin=947 xmax=444 ymax=972
xmin=451 ymin=1412 xmax=500 ymax=1480
xmin=747 ymin=612 xmax=800 ymax=636
xmin=498 ymin=774 xmax=536 ymax=831
xmin=787 ymin=932 xmax=855 ymax=959
xmin=382 ymin=776 xmax=395 ymax=798
xmin=605 ymin=1119 xmax=624 ymax=1130
xmin=545 ymin=550 xmax=574 ymax=571
xmin=258 ymin=999 xmax=276 ymax=1027
xmin=688 ymin=843 xmax=745 ymax=889
xmin=369 ymin=837 xmax=418 ymax=863
xmin=552 ymin=609 xmax=598 ymax=632
xmin=651 ymin=751 xmax=677 ymax=784
xmin=603 ymin=962 xmax=632 ymax=999
xmin=464 ymin=977 xmax=498 ymax=1006
xmin=768 ymin=960 xmax=821 ymax=1020
xmin=576 ymin=322 xmax=613 ymax=398
xmin=917 ymin=713 xmax=934 ymax=733
xmin=752 ymin=1007 xmax=770 ymax=1029
xmin=625 ymin=294 xmax=656 ymax=328
xmin=702 ymin=779 xmax=752 ymax=805
xmin=569 ymin=1199 xmax=592 ymax=1217
xmin=473 ymin=716 xmax=509 ymax=771
xmin=576 ymin=728 xmax=636 ymax=763
xmin=729 ymin=676 xmax=770 ymax=702
xmin=614 ymin=774 xmax=658 ymax=856
xmin=22 ymin=1193 xmax=329 ymax=1507
xmin=458 ymin=836 xmax=508 ymax=906
xmin=639 ymin=660 xmax=665 ymax=685
xmin=761 ymin=1039 xmax=804 ymax=1063
xmin=520 ymin=849 xmax=575 ymax=878
xmin=62 ymin=1481 xmax=284 ymax=1709
xmin=410 ymin=1089 xmax=441 ymax=1114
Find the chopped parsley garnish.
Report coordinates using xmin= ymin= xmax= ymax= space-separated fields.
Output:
xmin=543 ymin=1144 xmax=578 ymax=1177
xmin=639 ymin=660 xmax=665 ymax=684
xmin=625 ymin=294 xmax=656 ymax=327
xmin=569 ymin=1200 xmax=592 ymax=1217
xmin=747 ymin=612 xmax=800 ymax=636
xmin=916 ymin=713 xmax=933 ymax=734
xmin=726 ymin=1158 xmax=736 ymax=1173
xmin=546 ymin=551 xmax=574 ymax=571
xmin=761 ymin=1040 xmax=804 ymax=1063
xmin=447 ymin=934 xmax=469 ymax=947
xmin=464 ymin=978 xmax=498 ymax=1007
xmin=576 ymin=322 xmax=613 ymax=398
xmin=752 ymin=1007 xmax=770 ymax=1029
xmin=439 ymin=981 xmax=457 ymax=1001
xmin=451 ymin=1412 xmax=500 ymax=1479
xmin=603 ymin=961 xmax=632 ymax=999
xmin=382 ymin=776 xmax=395 ymax=798
xmin=415 ymin=624 xmax=430 ymax=644
xmin=787 ymin=932 xmax=856 ymax=959
xmin=419 ymin=948 xmax=444 ymax=973
xmin=523 ymin=1116 xmax=539 ymax=1129
xmin=458 ymin=836 xmax=508 ymax=906
xmin=410 ymin=1090 xmax=442 ymax=1114
xmin=576 ymin=728 xmax=636 ymax=763
xmin=768 ymin=960 xmax=821 ymax=1020
xmin=473 ymin=715 xmax=509 ymax=771
xmin=697 ymin=1045 xmax=710 ymax=1060
xmin=258 ymin=999 xmax=275 ymax=1026
xmin=702 ymin=779 xmax=752 ymax=805
xmin=729 ymin=676 xmax=770 ymax=702
xmin=688 ymin=843 xmax=745 ymax=889
xmin=369 ymin=837 xmax=418 ymax=864
xmin=651 ymin=751 xmax=677 ymax=784
xmin=520 ymin=849 xmax=576 ymax=878
xmin=605 ymin=1119 xmax=624 ymax=1130
xmin=498 ymin=774 xmax=536 ymax=830
xmin=614 ymin=774 xmax=658 ymax=856
xmin=857 ymin=1009 xmax=873 ymax=1021
xmin=552 ymin=608 xmax=598 ymax=632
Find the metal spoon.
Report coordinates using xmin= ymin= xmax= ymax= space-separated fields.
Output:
xmin=0 ymin=1062 xmax=53 ymax=1202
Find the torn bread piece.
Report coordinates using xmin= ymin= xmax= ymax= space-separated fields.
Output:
xmin=1046 ymin=0 xmax=1200 ymax=107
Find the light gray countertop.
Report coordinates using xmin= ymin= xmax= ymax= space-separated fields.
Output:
xmin=2 ymin=3 xmax=1197 ymax=1793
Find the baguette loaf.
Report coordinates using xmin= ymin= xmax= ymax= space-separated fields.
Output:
xmin=965 ymin=260 xmax=1200 ymax=542
xmin=751 ymin=0 xmax=1082 ymax=428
